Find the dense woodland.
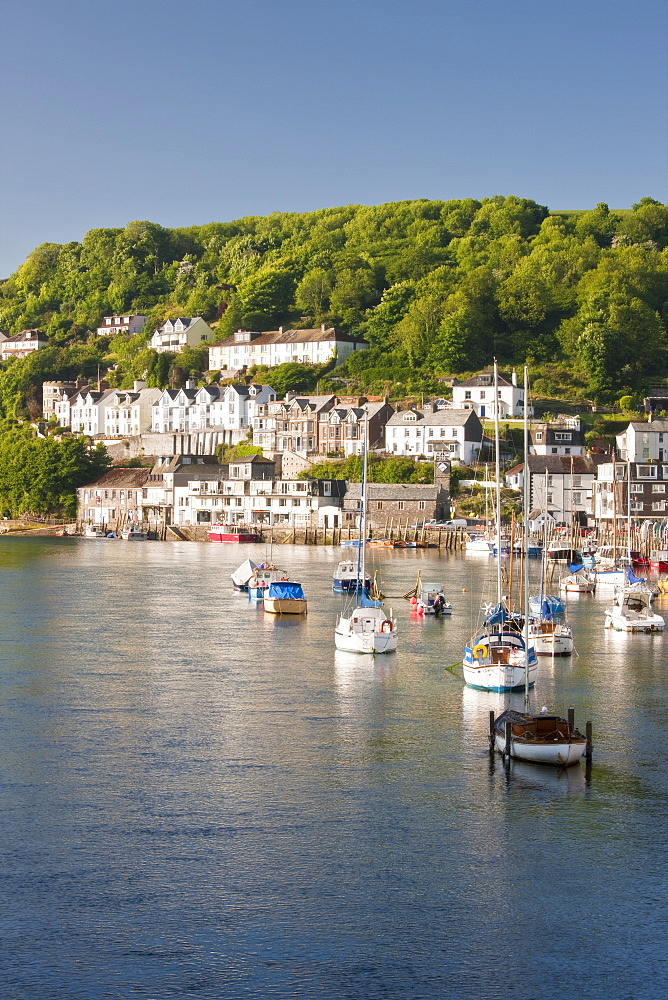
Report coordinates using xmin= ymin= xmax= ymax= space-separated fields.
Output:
xmin=0 ymin=196 xmax=666 ymax=417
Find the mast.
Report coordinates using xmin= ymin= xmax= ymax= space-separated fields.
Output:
xmin=523 ymin=366 xmax=531 ymax=710
xmin=612 ymin=454 xmax=617 ymax=567
xmin=494 ymin=360 xmax=502 ymax=606
xmin=360 ymin=419 xmax=368 ymax=589
xmin=626 ymin=457 xmax=632 ymax=567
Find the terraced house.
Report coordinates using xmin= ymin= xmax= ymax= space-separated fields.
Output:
xmin=208 ymin=326 xmax=367 ymax=372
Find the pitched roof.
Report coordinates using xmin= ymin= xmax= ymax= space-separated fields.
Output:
xmin=3 ymin=328 xmax=47 ymax=343
xmin=210 ymin=327 xmax=366 ymax=348
xmin=525 ymin=455 xmax=608 ymax=474
xmin=79 ymin=468 xmax=150 ymax=490
xmin=385 ymin=408 xmax=480 ymax=427
xmin=344 ymin=483 xmax=441 ymax=501
xmin=626 ymin=420 xmax=668 ymax=432
xmin=454 ymin=370 xmax=515 ymax=388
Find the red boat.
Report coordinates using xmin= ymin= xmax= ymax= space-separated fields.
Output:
xmin=650 ymin=549 xmax=668 ymax=573
xmin=208 ymin=524 xmax=258 ymax=543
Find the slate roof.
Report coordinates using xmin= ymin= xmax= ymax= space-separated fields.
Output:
xmin=344 ymin=483 xmax=442 ymax=501
xmin=454 ymin=370 xmax=514 ymax=388
xmin=625 ymin=420 xmax=668 ymax=433
xmin=78 ymin=468 xmax=150 ymax=490
xmin=211 ymin=327 xmax=367 ymax=348
xmin=3 ymin=329 xmax=48 ymax=343
xmin=523 ymin=455 xmax=608 ymax=475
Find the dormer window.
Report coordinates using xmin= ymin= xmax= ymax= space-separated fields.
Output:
xmin=402 ymin=412 xmax=418 ymax=421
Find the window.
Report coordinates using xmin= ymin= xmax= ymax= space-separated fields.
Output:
xmin=479 ymin=391 xmax=486 ymax=400
xmin=572 ymin=476 xmax=582 ymax=487
xmin=652 ymin=484 xmax=665 ymax=493
xmin=573 ymin=492 xmax=581 ymax=504
xmin=631 ymin=501 xmax=644 ymax=511
xmin=637 ymin=465 xmax=656 ymax=478
xmin=418 ymin=501 xmax=426 ymax=510
xmin=652 ymin=501 xmax=666 ymax=511
xmin=377 ymin=501 xmax=383 ymax=510
xmin=323 ymin=482 xmax=331 ymax=496
xmin=111 ymin=491 xmax=117 ymax=499
xmin=398 ymin=501 xmax=405 ymax=510
xmin=535 ymin=432 xmax=543 ymax=441
xmin=555 ymin=433 xmax=572 ymax=441
xmin=547 ymin=493 xmax=553 ymax=503
xmin=464 ymin=391 xmax=471 ymax=400
xmin=630 ymin=484 xmax=643 ymax=493
xmin=551 ymin=448 xmax=558 ymax=454
xmin=564 ymin=448 xmax=571 ymax=455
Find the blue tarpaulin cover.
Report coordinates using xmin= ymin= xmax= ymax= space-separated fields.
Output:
xmin=268 ymin=582 xmax=305 ymax=599
xmin=540 ymin=599 xmax=553 ymax=621
xmin=569 ymin=562 xmax=585 ymax=573
xmin=360 ymin=591 xmax=383 ymax=608
xmin=627 ymin=566 xmax=645 ymax=585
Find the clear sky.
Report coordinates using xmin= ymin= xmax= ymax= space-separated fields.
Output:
xmin=1 ymin=0 xmax=666 ymax=276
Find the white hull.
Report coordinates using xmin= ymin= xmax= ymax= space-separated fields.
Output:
xmin=595 ymin=569 xmax=626 ymax=587
xmin=463 ymin=659 xmax=537 ymax=692
xmin=604 ymin=611 xmax=664 ymax=632
xmin=335 ymin=610 xmax=398 ymax=654
xmin=494 ymin=733 xmax=587 ymax=766
xmin=121 ymin=530 xmax=148 ymax=540
xmin=530 ymin=625 xmax=574 ymax=656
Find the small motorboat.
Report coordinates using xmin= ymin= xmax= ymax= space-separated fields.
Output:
xmin=248 ymin=564 xmax=288 ymax=601
xmin=263 ymin=581 xmax=307 ymax=615
xmin=84 ymin=525 xmax=113 ymax=538
xmin=559 ymin=567 xmax=596 ymax=593
xmin=413 ymin=583 xmax=452 ymax=616
xmin=493 ymin=709 xmax=587 ymax=766
xmin=332 ymin=559 xmax=371 ymax=594
xmin=121 ymin=526 xmax=148 ymax=540
xmin=650 ymin=549 xmax=668 ymax=573
xmin=604 ymin=584 xmax=665 ymax=632
xmin=208 ymin=524 xmax=258 ymax=543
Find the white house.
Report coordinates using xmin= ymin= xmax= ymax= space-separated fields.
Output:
xmin=530 ymin=416 xmax=585 ymax=456
xmin=151 ymin=382 xmax=276 ymax=433
xmin=384 ymin=407 xmax=483 ymax=464
xmin=69 ymin=385 xmax=115 ymax=435
xmin=1 ymin=329 xmax=49 ymax=360
xmin=96 ymin=314 xmax=147 ymax=337
xmin=149 ymin=317 xmax=214 ymax=354
xmin=526 ymin=454 xmax=608 ymax=523
xmin=42 ymin=380 xmax=87 ymax=419
xmin=452 ymin=369 xmax=528 ymax=419
xmin=616 ymin=420 xmax=668 ymax=463
xmin=103 ymin=383 xmax=162 ymax=437
xmin=208 ymin=326 xmax=367 ymax=372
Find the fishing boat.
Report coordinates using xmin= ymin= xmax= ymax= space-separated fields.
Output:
xmin=121 ymin=525 xmax=148 ymax=540
xmin=332 ymin=558 xmax=371 ymax=594
xmin=334 ymin=423 xmax=398 ymax=654
xmin=208 ymin=524 xmax=258 ymax=543
xmin=84 ymin=525 xmax=113 ymax=538
xmin=248 ymin=563 xmax=288 ymax=601
xmin=650 ymin=549 xmax=668 ymax=573
xmin=604 ymin=577 xmax=665 ymax=632
xmin=493 ymin=709 xmax=587 ymax=766
xmin=462 ymin=363 xmax=536 ymax=692
xmin=263 ymin=580 xmax=307 ymax=615
xmin=415 ymin=582 xmax=452 ymax=616
xmin=231 ymin=558 xmax=258 ymax=591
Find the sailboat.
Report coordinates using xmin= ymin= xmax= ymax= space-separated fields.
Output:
xmin=492 ymin=367 xmax=587 ymax=767
xmin=334 ymin=424 xmax=398 ymax=654
xmin=463 ymin=362 xmax=537 ymax=691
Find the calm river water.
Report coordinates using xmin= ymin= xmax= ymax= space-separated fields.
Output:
xmin=1 ymin=538 xmax=666 ymax=999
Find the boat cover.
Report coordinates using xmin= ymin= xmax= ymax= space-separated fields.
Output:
xmin=231 ymin=559 xmax=258 ymax=586
xmin=360 ymin=591 xmax=383 ymax=608
xmin=627 ymin=566 xmax=645 ymax=584
xmin=569 ymin=562 xmax=585 ymax=573
xmin=268 ymin=582 xmax=304 ymax=599
xmin=485 ymin=602 xmax=509 ymax=625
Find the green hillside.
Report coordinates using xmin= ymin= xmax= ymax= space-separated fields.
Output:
xmin=1 ymin=195 xmax=667 ymax=414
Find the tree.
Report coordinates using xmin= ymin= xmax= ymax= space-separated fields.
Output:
xmin=295 ymin=268 xmax=332 ymax=318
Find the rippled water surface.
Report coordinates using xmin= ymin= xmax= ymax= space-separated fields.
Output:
xmin=1 ymin=538 xmax=667 ymax=999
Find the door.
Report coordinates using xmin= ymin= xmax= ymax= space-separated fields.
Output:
xmin=480 ymin=405 xmax=485 ymax=418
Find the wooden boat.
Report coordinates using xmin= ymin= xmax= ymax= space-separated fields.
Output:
xmin=231 ymin=558 xmax=258 ymax=591
xmin=493 ymin=709 xmax=587 ymax=766
xmin=208 ymin=524 xmax=258 ymax=543
xmin=263 ymin=580 xmax=307 ymax=615
xmin=604 ymin=584 xmax=665 ymax=632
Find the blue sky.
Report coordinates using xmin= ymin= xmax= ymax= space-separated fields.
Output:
xmin=1 ymin=0 xmax=666 ymax=276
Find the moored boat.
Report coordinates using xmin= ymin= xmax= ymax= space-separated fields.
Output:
xmin=121 ymin=526 xmax=148 ymax=540
xmin=493 ymin=709 xmax=587 ymax=766
xmin=208 ymin=524 xmax=258 ymax=543
xmin=333 ymin=559 xmax=371 ymax=594
xmin=248 ymin=563 xmax=288 ymax=601
xmin=263 ymin=580 xmax=307 ymax=615
xmin=414 ymin=582 xmax=452 ymax=616
xmin=231 ymin=558 xmax=258 ymax=591
xmin=604 ymin=583 xmax=665 ymax=632
xmin=84 ymin=525 xmax=113 ymax=538
xmin=650 ymin=549 xmax=668 ymax=573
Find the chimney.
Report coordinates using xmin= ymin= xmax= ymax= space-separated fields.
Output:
xmin=97 ymin=379 xmax=109 ymax=391
xmin=278 ymin=326 xmax=283 ymax=334
xmin=512 ymin=369 xmax=517 ymax=387
xmin=321 ymin=323 xmax=326 ymax=332
xmin=185 ymin=379 xmax=196 ymax=389
xmin=133 ymin=379 xmax=146 ymax=392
